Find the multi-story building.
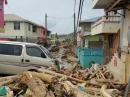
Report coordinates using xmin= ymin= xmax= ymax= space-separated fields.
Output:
xmin=78 ymin=17 xmax=99 ymax=48
xmin=0 ymin=14 xmax=46 ymax=43
xmin=92 ymin=0 xmax=130 ymax=83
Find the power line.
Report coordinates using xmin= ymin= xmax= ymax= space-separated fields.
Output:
xmin=77 ymin=0 xmax=82 ymax=29
xmin=47 ymin=15 xmax=73 ymax=20
xmin=79 ymin=0 xmax=84 ymax=21
xmin=76 ymin=0 xmax=84 ymax=32
xmin=73 ymin=0 xmax=77 ymax=45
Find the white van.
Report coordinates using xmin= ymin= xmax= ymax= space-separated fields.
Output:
xmin=0 ymin=41 xmax=55 ymax=74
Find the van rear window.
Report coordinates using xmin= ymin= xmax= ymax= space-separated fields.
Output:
xmin=0 ymin=44 xmax=22 ymax=56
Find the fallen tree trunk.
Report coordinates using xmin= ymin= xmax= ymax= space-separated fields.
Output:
xmin=30 ymin=72 xmax=57 ymax=84
xmin=42 ymin=69 xmax=86 ymax=83
xmin=21 ymin=72 xmax=47 ymax=97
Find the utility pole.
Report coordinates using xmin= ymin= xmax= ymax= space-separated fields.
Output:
xmin=74 ymin=0 xmax=77 ymax=45
xmin=74 ymin=12 xmax=76 ymax=45
xmin=45 ymin=13 xmax=48 ymax=37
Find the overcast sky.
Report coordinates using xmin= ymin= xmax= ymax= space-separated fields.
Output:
xmin=5 ymin=0 xmax=104 ymax=34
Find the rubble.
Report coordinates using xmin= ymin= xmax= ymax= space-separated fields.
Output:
xmin=0 ymin=64 xmax=126 ymax=97
xmin=47 ymin=45 xmax=127 ymax=97
xmin=0 ymin=45 xmax=127 ymax=97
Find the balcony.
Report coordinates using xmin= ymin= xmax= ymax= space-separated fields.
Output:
xmin=91 ymin=16 xmax=121 ymax=35
xmin=92 ymin=0 xmax=114 ymax=9
xmin=80 ymin=31 xmax=91 ymax=37
xmin=79 ymin=29 xmax=90 ymax=37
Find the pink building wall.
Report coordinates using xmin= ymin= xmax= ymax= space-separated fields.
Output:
xmin=38 ymin=27 xmax=46 ymax=40
xmin=0 ymin=0 xmax=4 ymax=28
xmin=0 ymin=0 xmax=7 ymax=28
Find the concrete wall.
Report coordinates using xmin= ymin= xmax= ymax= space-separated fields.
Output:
xmin=107 ymin=6 xmax=130 ymax=83
xmin=119 ymin=9 xmax=130 ymax=81
xmin=120 ymin=6 xmax=130 ymax=47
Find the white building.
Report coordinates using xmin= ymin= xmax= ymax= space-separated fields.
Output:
xmin=0 ymin=14 xmax=44 ymax=42
xmin=92 ymin=0 xmax=130 ymax=83
xmin=50 ymin=32 xmax=58 ymax=45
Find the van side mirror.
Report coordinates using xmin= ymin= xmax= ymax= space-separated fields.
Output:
xmin=41 ymin=53 xmax=46 ymax=58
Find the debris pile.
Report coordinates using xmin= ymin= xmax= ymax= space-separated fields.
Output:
xmin=0 ymin=65 xmax=126 ymax=97
xmin=61 ymin=65 xmax=114 ymax=81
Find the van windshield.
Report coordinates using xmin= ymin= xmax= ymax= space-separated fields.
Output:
xmin=40 ymin=46 xmax=53 ymax=58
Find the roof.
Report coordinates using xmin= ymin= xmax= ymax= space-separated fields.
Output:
xmin=80 ymin=17 xmax=100 ymax=23
xmin=5 ymin=14 xmax=27 ymax=22
xmin=4 ymin=14 xmax=44 ymax=28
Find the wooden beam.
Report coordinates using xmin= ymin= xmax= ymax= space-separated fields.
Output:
xmin=107 ymin=0 xmax=122 ymax=12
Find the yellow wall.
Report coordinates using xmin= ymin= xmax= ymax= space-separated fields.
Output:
xmin=107 ymin=53 xmax=126 ymax=83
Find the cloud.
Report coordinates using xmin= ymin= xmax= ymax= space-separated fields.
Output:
xmin=5 ymin=0 xmax=104 ymax=34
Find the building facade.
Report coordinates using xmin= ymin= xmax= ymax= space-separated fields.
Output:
xmin=79 ymin=17 xmax=99 ymax=47
xmin=50 ymin=32 xmax=58 ymax=45
xmin=0 ymin=14 xmax=46 ymax=43
xmin=92 ymin=0 xmax=130 ymax=83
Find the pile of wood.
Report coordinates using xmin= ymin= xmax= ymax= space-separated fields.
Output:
xmin=61 ymin=65 xmax=114 ymax=81
xmin=59 ymin=64 xmax=126 ymax=96
xmin=0 ymin=66 xmax=126 ymax=97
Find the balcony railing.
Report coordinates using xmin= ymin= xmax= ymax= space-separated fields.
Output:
xmin=91 ymin=16 xmax=121 ymax=35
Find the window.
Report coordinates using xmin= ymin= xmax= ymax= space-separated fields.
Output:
xmin=28 ymin=24 xmax=31 ymax=31
xmin=26 ymin=46 xmax=46 ymax=58
xmin=32 ymin=25 xmax=37 ymax=32
xmin=14 ymin=22 xmax=20 ymax=30
xmin=40 ymin=46 xmax=53 ymax=58
xmin=0 ymin=44 xmax=22 ymax=56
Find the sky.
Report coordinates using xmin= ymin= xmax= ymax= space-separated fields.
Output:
xmin=5 ymin=0 xmax=104 ymax=34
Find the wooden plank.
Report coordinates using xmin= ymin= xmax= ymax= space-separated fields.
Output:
xmin=107 ymin=0 xmax=122 ymax=12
